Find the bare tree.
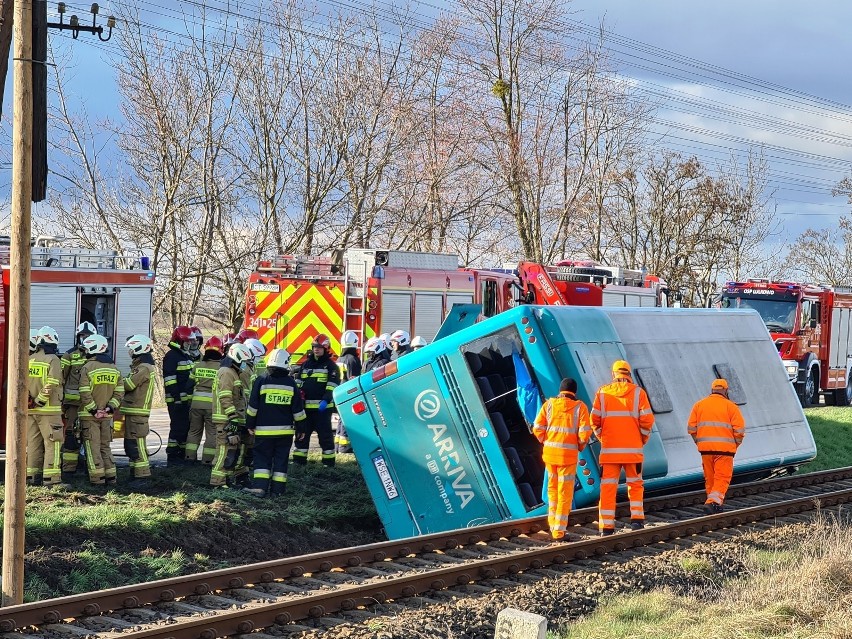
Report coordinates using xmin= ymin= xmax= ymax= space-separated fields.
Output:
xmin=0 ymin=0 xmax=12 ymax=115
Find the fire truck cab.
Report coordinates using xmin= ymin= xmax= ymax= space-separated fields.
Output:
xmin=1 ymin=237 xmax=156 ymax=441
xmin=720 ymin=279 xmax=852 ymax=407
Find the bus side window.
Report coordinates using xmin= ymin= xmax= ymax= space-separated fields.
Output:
xmin=633 ymin=368 xmax=674 ymax=414
xmin=481 ymin=280 xmax=498 ymax=317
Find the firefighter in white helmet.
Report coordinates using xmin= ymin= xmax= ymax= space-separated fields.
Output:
xmin=210 ymin=343 xmax=252 ymax=488
xmin=243 ymin=348 xmax=306 ymax=497
xmin=60 ymin=321 xmax=96 ymax=475
xmin=389 ymin=329 xmax=412 ymax=360
xmin=234 ymin=337 xmax=267 ymax=485
xmin=27 ymin=326 xmax=64 ymax=486
xmin=411 ymin=336 xmax=428 ymax=351
xmin=334 ymin=331 xmax=361 ymax=454
xmin=363 ymin=336 xmax=387 ymax=372
xmin=78 ymin=334 xmax=124 ymax=486
xmin=121 ymin=335 xmax=156 ymax=482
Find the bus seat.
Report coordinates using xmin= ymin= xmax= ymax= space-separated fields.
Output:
xmin=476 ymin=377 xmax=496 ymax=405
xmin=503 ymin=446 xmax=525 ymax=479
xmin=518 ymin=482 xmax=542 ymax=509
xmin=490 ymin=412 xmax=511 ymax=443
xmin=487 ymin=374 xmax=508 ymax=408
xmin=465 ymin=352 xmax=483 ymax=375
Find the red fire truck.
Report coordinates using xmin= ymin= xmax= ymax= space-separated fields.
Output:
xmin=245 ymin=249 xmax=519 ymax=359
xmin=519 ymin=260 xmax=671 ymax=307
xmin=245 ymin=249 xmax=671 ymax=360
xmin=720 ymin=279 xmax=852 ymax=407
xmin=1 ymin=238 xmax=155 ymax=442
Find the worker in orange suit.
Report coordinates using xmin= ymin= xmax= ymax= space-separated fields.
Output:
xmin=687 ymin=378 xmax=745 ymax=514
xmin=591 ymin=359 xmax=654 ymax=536
xmin=534 ymin=377 xmax=592 ymax=540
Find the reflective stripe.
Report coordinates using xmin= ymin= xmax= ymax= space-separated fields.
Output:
xmin=601 ymin=447 xmax=644 ymax=455
xmin=696 ymin=436 xmax=737 ymax=444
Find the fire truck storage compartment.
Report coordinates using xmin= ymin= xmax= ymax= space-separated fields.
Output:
xmin=414 ymin=293 xmax=444 ymax=342
xmin=380 ymin=292 xmax=412 ymax=337
xmin=30 ymin=285 xmax=78 ymax=352
xmin=830 ymin=306 xmax=852 ymax=370
xmin=114 ymin=287 xmax=154 ymax=372
xmin=463 ymin=329 xmax=544 ymax=511
xmin=80 ymin=289 xmax=116 ymax=348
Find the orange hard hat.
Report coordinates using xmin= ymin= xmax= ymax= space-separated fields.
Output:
xmin=611 ymin=359 xmax=632 ymax=376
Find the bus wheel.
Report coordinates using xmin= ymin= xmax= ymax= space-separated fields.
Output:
xmin=801 ymin=367 xmax=818 ymax=408
xmin=835 ymin=374 xmax=852 ymax=407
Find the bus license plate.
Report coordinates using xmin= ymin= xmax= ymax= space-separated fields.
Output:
xmin=372 ymin=455 xmax=399 ymax=500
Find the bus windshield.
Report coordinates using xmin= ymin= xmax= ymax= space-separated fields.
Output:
xmin=721 ymin=295 xmax=798 ymax=334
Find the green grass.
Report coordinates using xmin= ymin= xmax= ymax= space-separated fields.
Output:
xmin=800 ymin=405 xmax=852 ymax=472
xmin=2 ymin=454 xmax=382 ymax=601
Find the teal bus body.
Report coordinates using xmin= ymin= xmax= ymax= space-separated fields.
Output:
xmin=333 ymin=305 xmax=817 ymax=540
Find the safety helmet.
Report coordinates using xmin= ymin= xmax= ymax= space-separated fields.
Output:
xmin=611 ymin=359 xmax=632 ymax=376
xmin=223 ymin=332 xmax=238 ymax=346
xmin=29 ymin=329 xmax=40 ymax=352
xmin=204 ymin=336 xmax=225 ymax=354
xmin=411 ymin=335 xmax=427 ymax=349
xmin=125 ymin=334 xmax=153 ymax=356
xmin=190 ymin=326 xmax=203 ymax=343
xmin=227 ymin=343 xmax=253 ymax=365
xmin=341 ymin=330 xmax=359 ymax=349
xmin=266 ymin=348 xmax=292 ymax=370
xmin=76 ymin=321 xmax=96 ymax=337
xmin=236 ymin=328 xmax=260 ymax=343
xmin=171 ymin=325 xmax=194 ymax=344
xmin=37 ymin=325 xmax=60 ymax=346
xmin=312 ymin=333 xmax=331 ymax=349
xmin=390 ymin=329 xmax=410 ymax=347
xmin=81 ymin=334 xmax=109 ymax=355
xmin=364 ymin=336 xmax=386 ymax=354
xmin=379 ymin=333 xmax=391 ymax=349
xmin=244 ymin=338 xmax=266 ymax=360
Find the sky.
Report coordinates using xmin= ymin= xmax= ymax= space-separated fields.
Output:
xmin=3 ymin=0 xmax=852 ymax=242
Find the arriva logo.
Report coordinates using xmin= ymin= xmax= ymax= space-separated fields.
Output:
xmin=414 ymin=389 xmax=441 ymax=421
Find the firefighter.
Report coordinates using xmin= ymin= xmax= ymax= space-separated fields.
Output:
xmin=163 ymin=325 xmax=194 ymax=464
xmin=234 ymin=337 xmax=267 ymax=484
xmin=27 ymin=326 xmax=64 ymax=486
xmin=244 ymin=348 xmax=306 ymax=497
xmin=378 ymin=333 xmax=393 ymax=364
xmin=335 ymin=330 xmax=361 ymax=453
xmin=236 ymin=328 xmax=260 ymax=343
xmin=363 ymin=336 xmax=387 ymax=372
xmin=186 ymin=336 xmax=224 ymax=464
xmin=78 ymin=334 xmax=124 ymax=486
xmin=121 ymin=335 xmax=156 ymax=481
xmin=688 ymin=379 xmax=746 ymax=513
xmin=591 ymin=359 xmax=654 ymax=536
xmin=293 ymin=334 xmax=340 ymax=467
xmin=533 ymin=378 xmax=592 ymax=540
xmin=411 ymin=336 xmax=427 ymax=351
xmin=188 ymin=326 xmax=204 ymax=362
xmin=210 ymin=343 xmax=252 ymax=488
xmin=60 ymin=321 xmax=96 ymax=475
xmin=389 ymin=330 xmax=412 ymax=360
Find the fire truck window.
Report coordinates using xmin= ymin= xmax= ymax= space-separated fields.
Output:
xmin=712 ymin=364 xmax=747 ymax=405
xmin=481 ymin=280 xmax=498 ymax=317
xmin=800 ymin=300 xmax=811 ymax=330
xmin=633 ymin=367 xmax=674 ymax=414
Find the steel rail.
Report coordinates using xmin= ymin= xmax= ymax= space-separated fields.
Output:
xmin=1 ymin=466 xmax=850 ymax=632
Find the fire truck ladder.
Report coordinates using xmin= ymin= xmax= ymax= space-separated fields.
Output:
xmin=517 ymin=262 xmax=570 ymax=305
xmin=343 ymin=254 xmax=371 ymax=348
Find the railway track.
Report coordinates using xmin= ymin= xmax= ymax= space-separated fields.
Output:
xmin=3 ymin=467 xmax=852 ymax=639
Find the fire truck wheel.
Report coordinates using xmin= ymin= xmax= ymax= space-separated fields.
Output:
xmin=801 ymin=367 xmax=819 ymax=408
xmin=834 ymin=375 xmax=852 ymax=407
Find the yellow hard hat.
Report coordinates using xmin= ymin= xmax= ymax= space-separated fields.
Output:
xmin=612 ymin=359 xmax=631 ymax=375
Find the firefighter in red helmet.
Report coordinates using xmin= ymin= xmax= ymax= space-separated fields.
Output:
xmin=186 ymin=336 xmax=225 ymax=464
xmin=236 ymin=328 xmax=260 ymax=343
xmin=163 ymin=325 xmax=195 ymax=464
xmin=293 ymin=333 xmax=340 ymax=467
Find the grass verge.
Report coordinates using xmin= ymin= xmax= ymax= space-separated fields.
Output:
xmin=800 ymin=405 xmax=852 ymax=472
xmin=555 ymin=512 xmax=852 ymax=638
xmin=1 ymin=453 xmax=382 ymax=602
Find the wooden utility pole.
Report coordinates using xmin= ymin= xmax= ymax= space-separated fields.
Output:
xmin=3 ymin=0 xmax=33 ymax=608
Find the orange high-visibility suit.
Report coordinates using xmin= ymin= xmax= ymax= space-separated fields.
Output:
xmin=534 ymin=391 xmax=592 ymax=539
xmin=591 ymin=379 xmax=654 ymax=532
xmin=687 ymin=387 xmax=745 ymax=507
